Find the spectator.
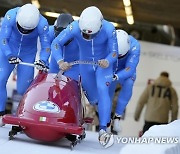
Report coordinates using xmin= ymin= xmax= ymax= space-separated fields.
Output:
xmin=134 ymin=71 xmax=179 ymax=134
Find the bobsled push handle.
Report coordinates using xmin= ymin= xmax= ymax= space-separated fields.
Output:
xmin=69 ymin=60 xmax=99 ymax=66
xmin=56 ymin=60 xmax=99 ymax=80
xmin=19 ymin=62 xmax=49 ymax=72
xmin=19 ymin=62 xmax=35 ymax=67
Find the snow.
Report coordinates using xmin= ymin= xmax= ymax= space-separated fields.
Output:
xmin=0 ymin=125 xmax=122 ymax=154
xmin=119 ymin=120 xmax=180 ymax=154
xmin=1 ymin=121 xmax=180 ymax=154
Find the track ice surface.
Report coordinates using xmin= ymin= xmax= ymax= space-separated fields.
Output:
xmin=0 ymin=125 xmax=123 ymax=154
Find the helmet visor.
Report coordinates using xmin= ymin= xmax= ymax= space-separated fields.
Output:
xmin=17 ymin=22 xmax=34 ymax=34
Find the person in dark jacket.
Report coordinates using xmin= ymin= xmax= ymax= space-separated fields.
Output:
xmin=134 ymin=71 xmax=179 ymax=134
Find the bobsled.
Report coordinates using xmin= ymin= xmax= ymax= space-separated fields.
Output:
xmin=3 ymin=62 xmax=95 ymax=148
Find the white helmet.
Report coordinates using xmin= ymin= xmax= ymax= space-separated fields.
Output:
xmin=116 ymin=29 xmax=130 ymax=57
xmin=79 ymin=6 xmax=103 ymax=37
xmin=16 ymin=4 xmax=40 ymax=32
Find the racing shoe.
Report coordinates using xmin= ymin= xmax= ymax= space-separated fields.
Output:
xmin=0 ymin=116 xmax=5 ymax=127
xmin=113 ymin=114 xmax=122 ymax=134
xmin=106 ymin=120 xmax=112 ymax=133
xmin=99 ymin=129 xmax=114 ymax=148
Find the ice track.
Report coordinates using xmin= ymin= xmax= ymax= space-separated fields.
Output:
xmin=0 ymin=125 xmax=123 ymax=154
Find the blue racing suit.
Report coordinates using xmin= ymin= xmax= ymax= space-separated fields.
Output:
xmin=51 ymin=20 xmax=118 ymax=128
xmin=0 ymin=7 xmax=50 ymax=113
xmin=48 ymin=25 xmax=80 ymax=81
xmin=110 ymin=35 xmax=140 ymax=116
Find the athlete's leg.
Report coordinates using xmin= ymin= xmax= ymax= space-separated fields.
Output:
xmin=0 ymin=51 xmax=14 ymax=112
xmin=96 ymin=65 xmax=113 ymax=129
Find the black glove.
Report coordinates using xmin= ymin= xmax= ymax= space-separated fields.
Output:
xmin=8 ymin=57 xmax=22 ymax=64
xmin=34 ymin=60 xmax=49 ymax=71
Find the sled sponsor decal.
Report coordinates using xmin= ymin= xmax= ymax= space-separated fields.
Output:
xmin=39 ymin=116 xmax=47 ymax=122
xmin=33 ymin=101 xmax=60 ymax=113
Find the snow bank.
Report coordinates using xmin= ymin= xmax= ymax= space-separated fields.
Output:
xmin=119 ymin=120 xmax=180 ymax=154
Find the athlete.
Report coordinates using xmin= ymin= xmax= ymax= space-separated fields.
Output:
xmin=0 ymin=4 xmax=50 ymax=126
xmin=51 ymin=6 xmax=118 ymax=146
xmin=109 ymin=29 xmax=140 ymax=134
xmin=49 ymin=13 xmax=80 ymax=81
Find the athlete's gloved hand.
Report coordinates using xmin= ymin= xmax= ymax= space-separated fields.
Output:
xmin=34 ymin=60 xmax=48 ymax=71
xmin=58 ymin=60 xmax=71 ymax=71
xmin=8 ymin=57 xmax=22 ymax=64
xmin=98 ymin=59 xmax=109 ymax=68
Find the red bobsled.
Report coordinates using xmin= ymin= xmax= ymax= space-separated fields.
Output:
xmin=3 ymin=71 xmax=92 ymax=145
